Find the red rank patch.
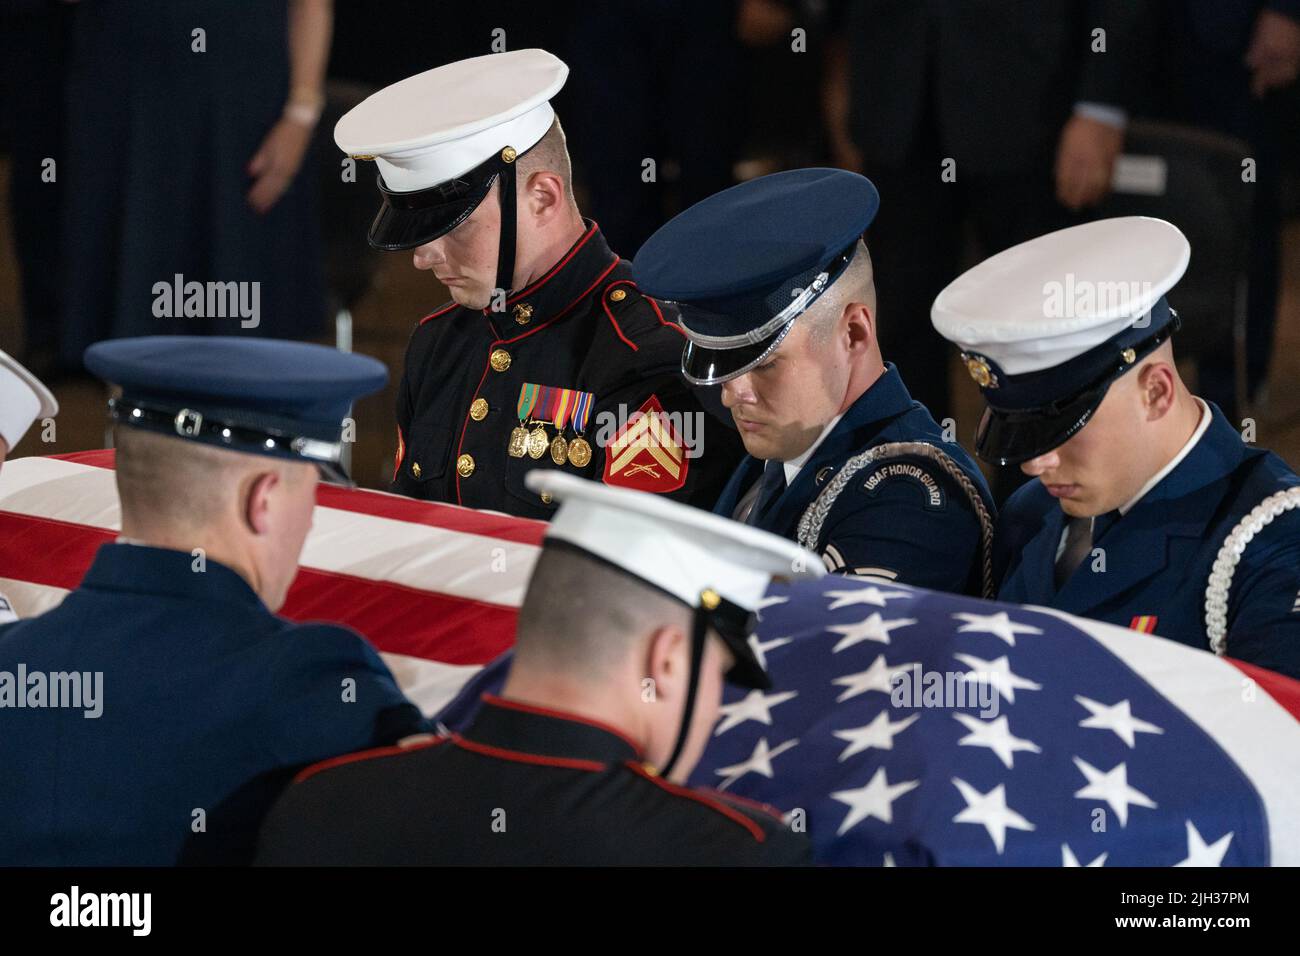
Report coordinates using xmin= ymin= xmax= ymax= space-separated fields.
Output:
xmin=602 ymin=395 xmax=688 ymax=494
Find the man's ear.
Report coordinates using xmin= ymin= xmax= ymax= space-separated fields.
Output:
xmin=243 ymin=469 xmax=280 ymax=536
xmin=1139 ymin=360 xmax=1177 ymax=421
xmin=645 ymin=623 xmax=690 ymax=703
xmin=523 ymin=170 xmax=566 ymax=224
xmin=844 ymin=302 xmax=874 ymax=353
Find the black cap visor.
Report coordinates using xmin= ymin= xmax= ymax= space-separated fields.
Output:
xmin=367 ymin=154 xmax=505 ymax=251
xmin=681 ymin=321 xmax=794 ymax=386
xmin=702 ymin=595 xmax=770 ymax=690
xmin=975 ymin=381 xmax=1109 ymax=467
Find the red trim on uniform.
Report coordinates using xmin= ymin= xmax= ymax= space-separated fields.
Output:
xmin=417 ymin=300 xmax=461 ymax=327
xmin=623 ymin=762 xmax=767 ymax=843
xmin=697 ymin=787 xmax=792 ymax=824
xmin=496 ymin=222 xmax=598 ymax=309
xmin=601 ymin=293 xmax=639 ymax=352
xmin=482 ymin=694 xmax=645 ymax=756
xmin=645 ymin=293 xmax=687 ymax=339
xmin=450 ymin=732 xmax=609 ymax=772
xmin=292 ymin=735 xmax=448 ymax=785
xmin=393 ymin=426 xmax=406 ymax=484
xmin=452 ymin=353 xmax=498 ymax=507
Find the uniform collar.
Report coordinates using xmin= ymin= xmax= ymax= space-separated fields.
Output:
xmin=464 ymin=694 xmax=644 ymax=764
xmin=481 ymin=220 xmax=619 ymax=339
xmin=1119 ymin=401 xmax=1247 ymax=512
xmin=1118 ymin=397 xmax=1212 ymax=514
xmin=783 ymin=413 xmax=845 ymax=485
xmin=80 ymin=542 xmax=266 ymax=610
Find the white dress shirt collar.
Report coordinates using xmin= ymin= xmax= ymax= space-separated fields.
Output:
xmin=1119 ymin=397 xmax=1211 ymax=515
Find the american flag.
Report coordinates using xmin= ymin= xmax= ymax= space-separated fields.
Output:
xmin=4 ymin=451 xmax=1299 ymax=865
xmin=688 ymin=577 xmax=1300 ymax=866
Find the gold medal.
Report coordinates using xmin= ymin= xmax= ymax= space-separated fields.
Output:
xmin=568 ymin=436 xmax=592 ymax=468
xmin=508 ymin=426 xmax=529 ymax=458
xmin=550 ymin=433 xmax=568 ymax=465
xmin=527 ymin=424 xmax=549 ymax=459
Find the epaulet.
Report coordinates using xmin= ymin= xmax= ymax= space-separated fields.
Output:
xmin=292 ymin=733 xmax=448 ymax=785
xmin=417 ymin=300 xmax=461 ymax=327
xmin=598 ymin=277 xmax=687 ymax=352
xmin=622 ymin=761 xmax=768 ymax=843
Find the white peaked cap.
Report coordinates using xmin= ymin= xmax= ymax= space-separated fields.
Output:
xmin=0 ymin=349 xmax=57 ymax=452
xmin=931 ymin=217 xmax=1191 ymax=375
xmin=334 ymin=49 xmax=569 ymax=193
xmin=525 ymin=470 xmax=824 ymax=612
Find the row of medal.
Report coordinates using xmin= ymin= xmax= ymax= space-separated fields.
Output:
xmin=507 ymin=383 xmax=595 ymax=468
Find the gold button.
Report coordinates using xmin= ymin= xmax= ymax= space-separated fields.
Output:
xmin=470 ymin=398 xmax=489 ymax=421
xmin=411 ymin=461 xmax=422 ymax=478
xmin=456 ymin=454 xmax=475 ymax=478
xmin=540 ymin=492 xmax=553 ymax=505
xmin=1121 ymin=347 xmax=1137 ymax=364
xmin=609 ymin=288 xmax=627 ymax=302
xmin=501 ymin=146 xmax=517 ymax=164
xmin=490 ymin=349 xmax=512 ymax=372
xmin=513 ymin=302 xmax=533 ymax=325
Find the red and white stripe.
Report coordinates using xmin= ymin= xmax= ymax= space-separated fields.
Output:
xmin=0 ymin=451 xmax=543 ymax=714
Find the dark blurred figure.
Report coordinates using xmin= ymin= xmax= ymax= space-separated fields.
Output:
xmin=0 ymin=0 xmax=72 ymax=377
xmin=825 ymin=0 xmax=1152 ymax=500
xmin=562 ymin=0 xmax=745 ymax=255
xmin=57 ymin=0 xmax=331 ymax=368
xmin=1156 ymin=0 xmax=1300 ymax=420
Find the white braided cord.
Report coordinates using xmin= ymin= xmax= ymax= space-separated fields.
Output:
xmin=1205 ymin=486 xmax=1300 ymax=656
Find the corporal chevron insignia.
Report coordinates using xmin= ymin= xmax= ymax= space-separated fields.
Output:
xmin=602 ymin=395 xmax=688 ymax=493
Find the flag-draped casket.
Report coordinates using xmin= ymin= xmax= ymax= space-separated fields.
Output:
xmin=2 ymin=451 xmax=1298 ymax=865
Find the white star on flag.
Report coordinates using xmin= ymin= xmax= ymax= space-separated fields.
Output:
xmin=1061 ymin=844 xmax=1108 ymax=867
xmin=1174 ymin=820 xmax=1234 ymax=867
xmin=954 ymin=653 xmax=1043 ymax=704
xmin=952 ymin=713 xmax=1042 ymax=769
xmin=755 ymin=595 xmax=788 ymax=621
xmin=831 ymin=767 xmax=920 ymax=834
xmin=824 ymin=586 xmax=911 ymax=610
xmin=1072 ymin=757 xmax=1157 ymax=827
xmin=952 ymin=611 xmax=1043 ymax=647
xmin=747 ymin=633 xmax=792 ymax=671
xmin=833 ymin=710 xmax=920 ymax=761
xmin=827 ymin=613 xmax=918 ymax=653
xmin=832 ymin=655 xmax=919 ymax=703
xmin=713 ymin=688 xmax=798 ymax=736
xmin=951 ymin=778 xmax=1036 ymax=854
xmin=1074 ymin=696 xmax=1164 ymax=748
xmin=714 ymin=736 xmax=799 ymax=791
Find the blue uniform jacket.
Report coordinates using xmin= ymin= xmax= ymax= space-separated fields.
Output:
xmin=995 ymin=406 xmax=1300 ymax=679
xmin=712 ymin=364 xmax=994 ymax=595
xmin=0 ymin=544 xmax=427 ymax=865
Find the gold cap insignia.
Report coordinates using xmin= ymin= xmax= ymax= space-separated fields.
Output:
xmin=962 ymin=353 xmax=999 ymax=389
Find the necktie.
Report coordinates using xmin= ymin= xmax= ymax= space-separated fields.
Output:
xmin=1054 ymin=516 xmax=1093 ymax=590
xmin=746 ymin=460 xmax=787 ymax=527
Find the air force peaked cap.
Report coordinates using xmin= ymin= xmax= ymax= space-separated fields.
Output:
xmin=526 ymin=470 xmax=824 ymax=689
xmin=335 ymin=49 xmax=568 ymax=251
xmin=84 ymin=337 xmax=388 ymax=483
xmin=633 ymin=168 xmax=880 ymax=385
xmin=931 ymin=217 xmax=1191 ymax=466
